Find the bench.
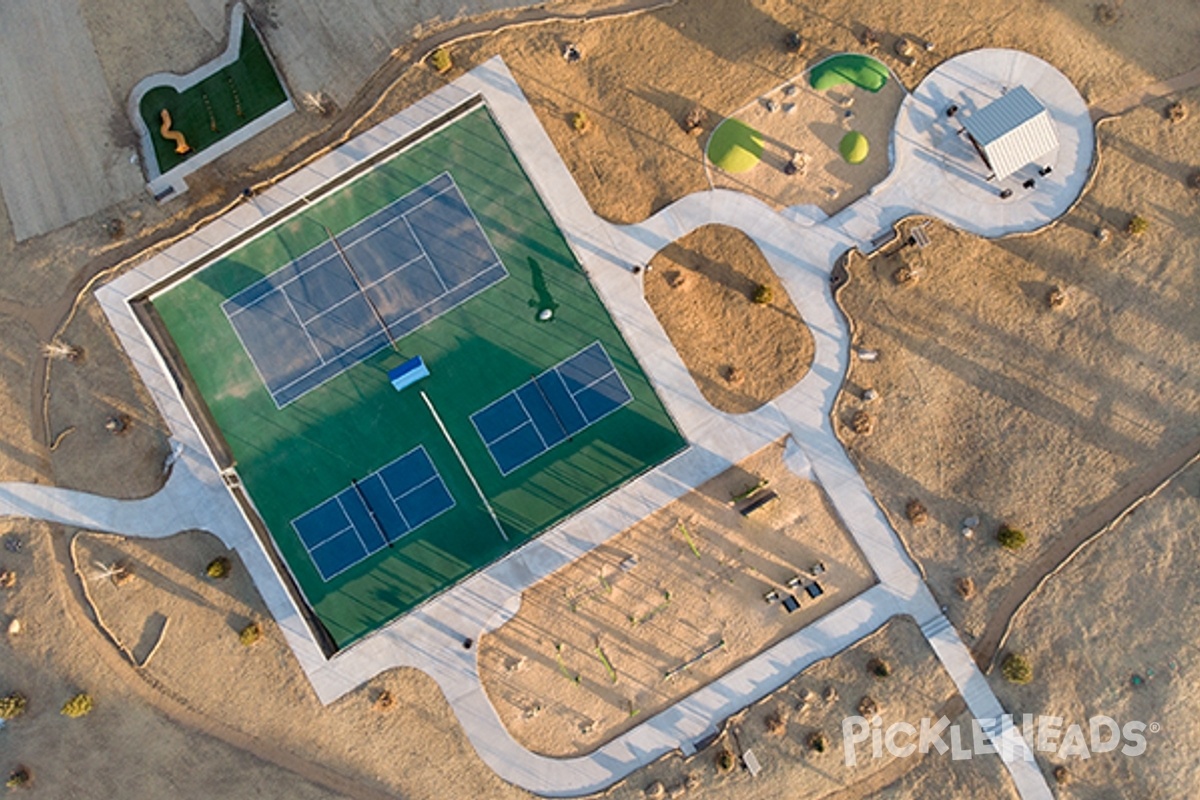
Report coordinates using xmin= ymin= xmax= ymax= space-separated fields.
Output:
xmin=738 ymin=490 xmax=779 ymax=516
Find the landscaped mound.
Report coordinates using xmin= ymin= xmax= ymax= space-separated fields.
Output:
xmin=707 ymin=118 xmax=764 ymax=173
xmin=840 ymin=131 xmax=870 ymax=164
xmin=809 ymin=54 xmax=889 ymax=93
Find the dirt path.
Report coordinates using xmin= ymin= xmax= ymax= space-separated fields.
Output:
xmin=1090 ymin=63 xmax=1200 ymax=120
xmin=971 ymin=434 xmax=1200 ymax=671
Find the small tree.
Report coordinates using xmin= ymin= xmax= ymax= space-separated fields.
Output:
xmin=428 ymin=48 xmax=453 ymax=74
xmin=61 ymin=693 xmax=94 ymax=718
xmin=206 ymin=556 xmax=232 ymax=580
xmin=1126 ymin=215 xmax=1149 ymax=236
xmin=239 ymin=621 xmax=263 ymax=647
xmin=0 ymin=692 xmax=27 ymax=720
xmin=867 ymin=657 xmax=891 ymax=678
xmin=1001 ymin=652 xmax=1033 ymax=684
xmin=997 ymin=524 xmax=1027 ymax=550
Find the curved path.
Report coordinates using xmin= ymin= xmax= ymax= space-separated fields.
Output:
xmin=0 ymin=50 xmax=1092 ymax=799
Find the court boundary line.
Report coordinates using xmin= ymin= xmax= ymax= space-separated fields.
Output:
xmin=292 ymin=444 xmax=457 ymax=582
xmin=470 ymin=341 xmax=634 ymax=477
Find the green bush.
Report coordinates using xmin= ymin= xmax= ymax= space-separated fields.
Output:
xmin=1126 ymin=215 xmax=1149 ymax=236
xmin=5 ymin=767 xmax=30 ymax=789
xmin=715 ymin=748 xmax=735 ymax=773
xmin=571 ymin=111 xmax=591 ymax=133
xmin=1001 ymin=652 xmax=1033 ymax=684
xmin=206 ymin=556 xmax=232 ymax=579
xmin=61 ymin=693 xmax=94 ymax=718
xmin=429 ymin=48 xmax=453 ymax=74
xmin=0 ymin=692 xmax=27 ymax=720
xmin=239 ymin=621 xmax=262 ymax=647
xmin=997 ymin=524 xmax=1027 ymax=550
xmin=752 ymin=284 xmax=774 ymax=304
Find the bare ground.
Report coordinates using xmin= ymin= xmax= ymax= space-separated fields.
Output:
xmin=644 ymin=224 xmax=814 ymax=414
xmin=988 ymin=462 xmax=1200 ymax=797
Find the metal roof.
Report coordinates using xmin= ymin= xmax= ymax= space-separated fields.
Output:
xmin=962 ymin=86 xmax=1059 ymax=180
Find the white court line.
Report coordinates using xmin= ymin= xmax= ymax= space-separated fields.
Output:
xmin=280 ymin=287 xmax=328 ymax=366
xmin=512 ymin=391 xmax=549 ymax=450
xmin=405 ymin=216 xmax=449 ymax=293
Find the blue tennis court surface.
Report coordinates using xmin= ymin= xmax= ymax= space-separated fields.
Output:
xmin=471 ymin=342 xmax=634 ymax=476
xmin=291 ymin=446 xmax=455 ymax=581
xmin=223 ymin=172 xmax=507 ymax=407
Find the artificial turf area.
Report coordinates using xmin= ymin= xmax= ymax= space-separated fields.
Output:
xmin=808 ymin=53 xmax=890 ymax=93
xmin=707 ymin=118 xmax=764 ymax=173
xmin=139 ymin=14 xmax=287 ymax=174
xmin=152 ymin=106 xmax=686 ymax=648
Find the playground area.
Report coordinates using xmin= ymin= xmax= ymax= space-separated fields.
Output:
xmin=706 ymin=54 xmax=905 ymax=214
xmin=134 ymin=6 xmax=290 ymax=180
xmin=477 ymin=439 xmax=875 ymax=757
xmin=149 ymin=105 xmax=685 ymax=648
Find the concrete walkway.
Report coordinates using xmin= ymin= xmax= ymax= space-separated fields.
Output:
xmin=0 ymin=50 xmax=1091 ymax=799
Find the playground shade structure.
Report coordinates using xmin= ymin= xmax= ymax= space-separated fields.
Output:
xmin=707 ymin=119 xmax=764 ymax=173
xmin=809 ymin=54 xmax=890 ymax=93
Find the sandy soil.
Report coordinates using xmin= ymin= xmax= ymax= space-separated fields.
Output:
xmin=479 ymin=439 xmax=873 ymax=756
xmin=0 ymin=520 xmax=345 ymax=800
xmin=709 ymin=75 xmax=906 ymax=215
xmin=644 ymin=224 xmax=814 ymax=414
xmin=601 ymin=617 xmax=1016 ymax=800
xmin=0 ymin=0 xmax=1196 ymax=797
xmin=989 ymin=461 xmax=1200 ymax=797
xmin=833 ymin=88 xmax=1200 ymax=645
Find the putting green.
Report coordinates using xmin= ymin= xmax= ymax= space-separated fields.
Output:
xmin=809 ymin=54 xmax=889 ymax=93
xmin=840 ymin=131 xmax=869 ymax=164
xmin=707 ymin=118 xmax=764 ymax=174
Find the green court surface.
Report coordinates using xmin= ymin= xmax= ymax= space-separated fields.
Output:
xmin=707 ymin=118 xmax=764 ymax=173
xmin=140 ymin=15 xmax=288 ymax=174
xmin=153 ymin=107 xmax=686 ymax=649
xmin=809 ymin=53 xmax=890 ymax=93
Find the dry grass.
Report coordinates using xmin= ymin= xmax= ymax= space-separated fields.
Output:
xmin=478 ymin=439 xmax=873 ymax=756
xmin=644 ymin=224 xmax=814 ymax=413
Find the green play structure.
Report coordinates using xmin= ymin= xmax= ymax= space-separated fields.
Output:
xmin=707 ymin=118 xmax=764 ymax=174
xmin=809 ymin=54 xmax=890 ymax=93
xmin=840 ymin=131 xmax=870 ymax=164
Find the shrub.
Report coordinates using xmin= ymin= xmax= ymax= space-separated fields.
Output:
xmin=61 ymin=693 xmax=94 ymax=718
xmin=372 ymin=689 xmax=395 ymax=712
xmin=239 ymin=621 xmax=263 ymax=647
xmin=751 ymin=283 xmax=773 ymax=304
xmin=206 ymin=556 xmax=232 ymax=579
xmin=715 ymin=748 xmax=735 ymax=773
xmin=1001 ymin=652 xmax=1033 ymax=684
xmin=807 ymin=730 xmax=829 ymax=753
xmin=428 ymin=48 xmax=452 ymax=74
xmin=1126 ymin=215 xmax=1149 ymax=236
xmin=851 ymin=410 xmax=873 ymax=435
xmin=867 ymin=658 xmax=891 ymax=678
xmin=997 ymin=524 xmax=1027 ymax=550
xmin=955 ymin=576 xmax=976 ymax=599
xmin=0 ymin=692 xmax=27 ymax=720
xmin=571 ymin=111 xmax=591 ymax=133
xmin=905 ymin=499 xmax=928 ymax=525
xmin=5 ymin=767 xmax=30 ymax=789
xmin=764 ymin=708 xmax=787 ymax=736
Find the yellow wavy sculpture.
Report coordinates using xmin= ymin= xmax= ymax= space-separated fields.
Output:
xmin=159 ymin=109 xmax=191 ymax=155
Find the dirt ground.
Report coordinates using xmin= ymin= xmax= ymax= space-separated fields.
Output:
xmin=478 ymin=439 xmax=873 ymax=756
xmin=0 ymin=0 xmax=1197 ymax=797
xmin=833 ymin=88 xmax=1200 ymax=645
xmin=602 ymin=617 xmax=1016 ymax=800
xmin=989 ymin=461 xmax=1200 ymax=797
xmin=709 ymin=74 xmax=906 ymax=214
xmin=644 ymin=224 xmax=814 ymax=414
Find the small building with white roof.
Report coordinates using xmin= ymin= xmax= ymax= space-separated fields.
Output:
xmin=961 ymin=85 xmax=1059 ymax=181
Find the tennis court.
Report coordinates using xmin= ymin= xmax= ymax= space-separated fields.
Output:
xmin=223 ymin=172 xmax=506 ymax=407
xmin=292 ymin=446 xmax=455 ymax=580
xmin=151 ymin=106 xmax=687 ymax=649
xmin=471 ymin=342 xmax=633 ymax=476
